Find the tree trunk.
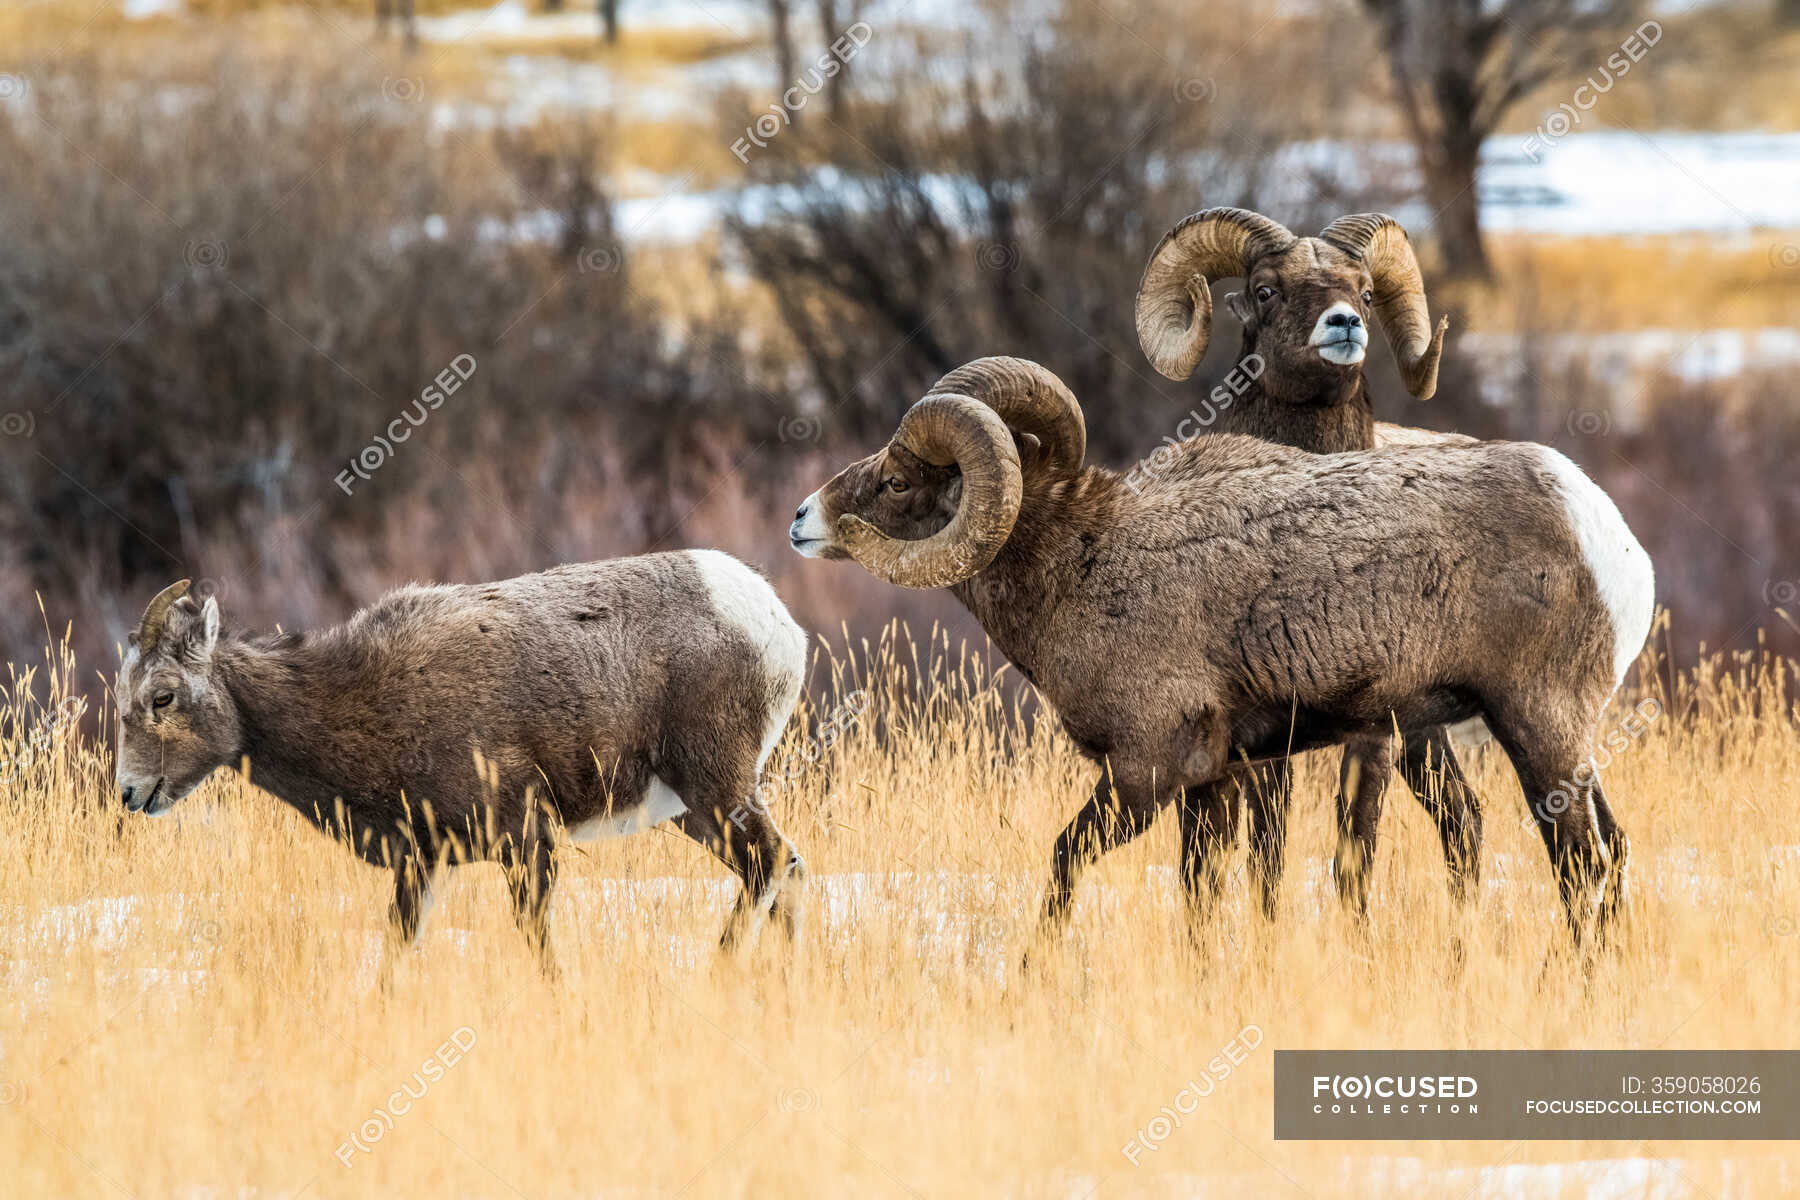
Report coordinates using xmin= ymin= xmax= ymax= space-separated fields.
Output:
xmin=600 ymin=0 xmax=618 ymax=43
xmin=818 ymin=0 xmax=846 ymax=118
xmin=543 ymin=0 xmax=563 ymax=11
xmin=1419 ymin=133 xmax=1491 ymax=283
xmin=769 ymin=0 xmax=798 ymax=126
xmin=1780 ymin=0 xmax=1800 ymax=26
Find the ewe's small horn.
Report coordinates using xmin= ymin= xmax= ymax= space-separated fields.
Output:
xmin=1317 ymin=212 xmax=1449 ymax=400
xmin=135 ymin=579 xmax=191 ymax=648
xmin=837 ymin=395 xmax=1023 ymax=590
xmin=925 ymin=356 xmax=1086 ymax=481
xmin=1135 ymin=207 xmax=1295 ymax=381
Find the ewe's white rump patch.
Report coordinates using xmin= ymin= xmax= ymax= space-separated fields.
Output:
xmin=1535 ymin=447 xmax=1656 ymax=685
xmin=686 ymin=548 xmax=808 ymax=771
xmin=569 ymin=778 xmax=688 ymax=842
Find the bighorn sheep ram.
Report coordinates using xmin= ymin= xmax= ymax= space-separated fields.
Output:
xmin=114 ymin=552 xmax=809 ymax=973
xmin=790 ymin=357 xmax=1653 ymax=946
xmin=1135 ymin=206 xmax=1482 ymax=918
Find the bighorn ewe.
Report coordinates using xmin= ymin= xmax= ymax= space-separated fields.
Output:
xmin=114 ymin=552 xmax=809 ymax=974
xmin=1136 ymin=206 xmax=1481 ymax=918
xmin=790 ymin=357 xmax=1653 ymax=946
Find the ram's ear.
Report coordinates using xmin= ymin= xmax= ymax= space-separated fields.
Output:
xmin=1224 ymin=290 xmax=1255 ymax=325
xmin=1010 ymin=430 xmax=1044 ymax=476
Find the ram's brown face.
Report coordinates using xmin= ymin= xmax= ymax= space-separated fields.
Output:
xmin=790 ymin=443 xmax=964 ymax=559
xmin=1236 ymin=239 xmax=1377 ymax=402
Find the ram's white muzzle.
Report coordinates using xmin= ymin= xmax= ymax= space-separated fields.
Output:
xmin=1310 ymin=302 xmax=1369 ymax=366
xmin=789 ymin=491 xmax=833 ymax=557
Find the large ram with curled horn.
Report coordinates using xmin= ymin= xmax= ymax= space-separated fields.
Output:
xmin=791 ymin=356 xmax=1652 ymax=952
xmin=1135 ymin=206 xmax=1482 ymax=920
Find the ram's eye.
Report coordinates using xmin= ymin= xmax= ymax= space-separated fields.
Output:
xmin=1255 ymin=285 xmax=1276 ymax=303
xmin=152 ymin=692 xmax=174 ymax=710
xmin=882 ymin=478 xmax=909 ymax=495
xmin=1361 ymin=289 xmax=1374 ymax=304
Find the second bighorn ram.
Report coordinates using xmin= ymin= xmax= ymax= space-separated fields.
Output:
xmin=791 ymin=357 xmax=1653 ymax=947
xmin=115 ymin=551 xmax=810 ymax=975
xmin=1135 ymin=206 xmax=1482 ymax=917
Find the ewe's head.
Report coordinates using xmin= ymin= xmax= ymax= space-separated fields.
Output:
xmin=115 ymin=580 xmax=240 ymax=815
xmin=1135 ymin=208 xmax=1448 ymax=401
xmin=792 ymin=358 xmax=1085 ymax=589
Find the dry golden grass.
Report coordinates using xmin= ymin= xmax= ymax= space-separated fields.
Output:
xmin=2 ymin=618 xmax=1798 ymax=1196
xmin=1469 ymin=235 xmax=1800 ymax=334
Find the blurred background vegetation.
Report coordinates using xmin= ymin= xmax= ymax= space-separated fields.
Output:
xmin=0 ymin=0 xmax=1796 ymax=697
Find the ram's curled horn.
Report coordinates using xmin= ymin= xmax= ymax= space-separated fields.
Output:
xmin=926 ymin=356 xmax=1087 ymax=480
xmin=1317 ymin=212 xmax=1449 ymax=400
xmin=836 ymin=396 xmax=1023 ymax=590
xmin=1135 ymin=207 xmax=1296 ymax=381
xmin=135 ymin=579 xmax=192 ymax=649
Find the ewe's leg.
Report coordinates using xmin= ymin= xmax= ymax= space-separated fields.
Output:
xmin=671 ymin=800 xmax=803 ymax=951
xmin=1396 ymin=725 xmax=1484 ymax=904
xmin=1035 ymin=771 xmax=1166 ymax=940
xmin=378 ymin=856 xmax=438 ymax=989
xmin=503 ymin=831 xmax=561 ymax=980
xmin=1177 ymin=778 xmax=1240 ymax=933
xmin=1333 ymin=736 xmax=1392 ymax=916
xmin=1243 ymin=759 xmax=1294 ymax=922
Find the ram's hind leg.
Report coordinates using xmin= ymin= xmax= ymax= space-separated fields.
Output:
xmin=1590 ymin=780 xmax=1630 ymax=944
xmin=1177 ymin=778 xmax=1239 ymax=936
xmin=1333 ymin=737 xmax=1391 ymax=917
xmin=1485 ymin=702 xmax=1610 ymax=947
xmin=1396 ymin=725 xmax=1484 ymax=905
xmin=1243 ymin=759 xmax=1294 ymax=922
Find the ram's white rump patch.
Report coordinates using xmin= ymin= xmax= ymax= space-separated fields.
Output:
xmin=1535 ymin=447 xmax=1656 ymax=685
xmin=686 ymin=549 xmax=808 ymax=770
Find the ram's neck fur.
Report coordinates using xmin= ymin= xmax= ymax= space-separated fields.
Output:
xmin=1214 ymin=329 xmax=1376 ymax=454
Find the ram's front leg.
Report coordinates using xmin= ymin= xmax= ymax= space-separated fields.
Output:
xmin=1332 ymin=734 xmax=1393 ymax=916
xmin=1028 ymin=749 xmax=1200 ymax=966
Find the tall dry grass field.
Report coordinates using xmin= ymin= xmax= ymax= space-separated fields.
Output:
xmin=2 ymin=620 xmax=1797 ymax=1197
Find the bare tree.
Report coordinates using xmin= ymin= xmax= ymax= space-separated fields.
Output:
xmin=601 ymin=0 xmax=619 ymax=43
xmin=818 ymin=0 xmax=847 ymax=118
xmin=375 ymin=0 xmax=417 ymax=48
xmin=1360 ymin=0 xmax=1641 ymax=281
xmin=769 ymin=0 xmax=799 ymax=123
